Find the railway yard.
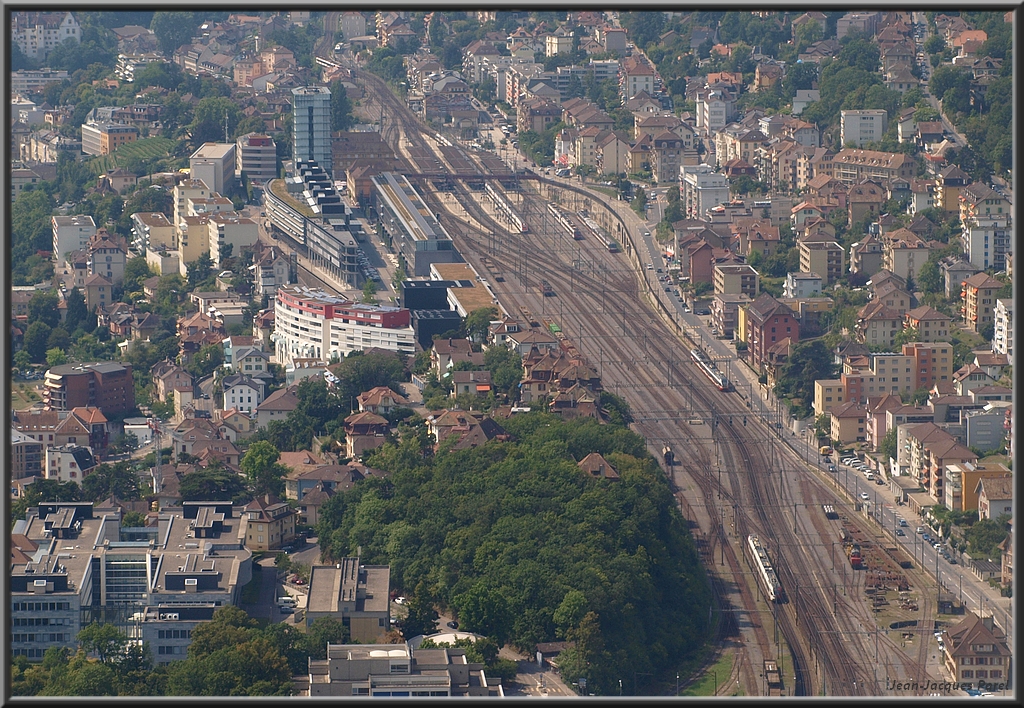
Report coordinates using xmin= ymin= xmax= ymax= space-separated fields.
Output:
xmin=287 ymin=35 xmax=957 ymax=696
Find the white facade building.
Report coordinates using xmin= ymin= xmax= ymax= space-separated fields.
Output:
xmin=52 ymin=215 xmax=96 ymax=264
xmin=207 ymin=213 xmax=259 ymax=268
xmin=272 ymin=286 xmax=415 ymax=367
xmin=190 ymin=142 xmax=237 ymax=196
xmin=292 ymin=86 xmax=333 ymax=175
xmin=992 ymin=298 xmax=1013 ymax=357
xmin=681 ymin=165 xmax=730 ymax=220
xmin=44 ymin=444 xmax=95 ymax=483
xmin=840 ymin=109 xmax=888 ymax=148
xmin=783 ymin=272 xmax=823 ymax=298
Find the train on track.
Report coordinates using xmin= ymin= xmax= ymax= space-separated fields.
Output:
xmin=747 ymin=535 xmax=782 ymax=603
xmin=485 ymin=183 xmax=527 ymax=234
xmin=690 ymin=348 xmax=732 ymax=392
xmin=548 ymin=203 xmax=583 ymax=239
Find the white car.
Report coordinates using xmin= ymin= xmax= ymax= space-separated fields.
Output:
xmin=860 ymin=492 xmax=870 ymax=501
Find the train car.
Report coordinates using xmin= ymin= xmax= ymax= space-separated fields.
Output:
xmin=848 ymin=543 xmax=863 ymax=569
xmin=747 ymin=535 xmax=782 ymax=603
xmin=485 ymin=182 xmax=528 ymax=234
xmin=604 ymin=239 xmax=619 ymax=253
xmin=541 ymin=279 xmax=554 ymax=297
xmin=690 ymin=348 xmax=732 ymax=392
xmin=822 ymin=504 xmax=839 ymax=520
xmin=547 ymin=203 xmax=583 ymax=240
xmin=883 ymin=543 xmax=913 ymax=569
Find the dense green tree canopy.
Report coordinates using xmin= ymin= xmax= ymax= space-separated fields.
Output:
xmin=316 ymin=412 xmax=709 ymax=695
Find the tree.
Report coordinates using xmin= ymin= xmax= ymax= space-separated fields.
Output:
xmin=187 ymin=252 xmax=214 ymax=289
xmin=631 ymin=187 xmax=648 ymax=217
xmin=879 ymin=427 xmax=897 ymax=461
xmin=81 ymin=462 xmax=143 ymax=502
xmin=24 ymin=321 xmax=53 ymax=364
xmin=464 ymin=307 xmax=498 ymax=343
xmin=78 ymin=623 xmax=127 ymax=664
xmin=178 ymin=464 xmax=249 ymax=503
xmin=329 ymin=80 xmax=354 ymax=132
xmin=64 ymin=288 xmax=90 ymax=335
xmin=186 ymin=343 xmax=223 ymax=379
xmin=240 ymin=441 xmax=288 ymax=498
xmin=189 ymin=97 xmax=243 ymax=149
xmin=122 ymin=510 xmax=148 ymax=528
xmin=361 ymin=278 xmax=378 ymax=303
xmin=123 ymin=258 xmax=155 ymax=296
xmin=47 ymin=327 xmax=71 ymax=353
xmin=151 ymin=12 xmax=198 ymax=56
xmin=28 ymin=291 xmax=61 ymax=329
xmin=46 ymin=348 xmax=68 ymax=367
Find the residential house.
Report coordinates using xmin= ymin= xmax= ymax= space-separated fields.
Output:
xmin=577 ymin=452 xmax=619 ymax=481
xmin=343 ymin=412 xmax=389 ymax=459
xmin=255 ymin=384 xmax=300 ymax=429
xmin=744 ymin=293 xmax=800 ymax=370
xmin=975 ymin=476 xmax=1013 ymax=520
xmin=357 ymin=386 xmax=409 ymax=415
xmin=240 ymin=494 xmax=297 ymax=552
xmin=221 ymin=374 xmax=265 ymax=415
xmin=849 ymin=232 xmax=885 ymax=276
xmin=451 ymin=370 xmax=492 ymax=398
xmin=939 ymin=612 xmax=1011 ymax=686
xmin=846 ymin=180 xmax=886 ymax=229
xmin=934 ymin=164 xmax=971 ymax=213
xmin=882 ymin=228 xmax=934 ymax=282
xmin=942 ymin=461 xmax=1012 ymax=513
xmin=830 ymin=401 xmax=867 ymax=444
xmin=904 ymin=306 xmax=952 ymax=342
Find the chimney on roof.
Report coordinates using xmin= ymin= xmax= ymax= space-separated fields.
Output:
xmin=981 ymin=615 xmax=994 ymax=631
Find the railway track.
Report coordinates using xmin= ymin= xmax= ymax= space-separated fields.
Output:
xmin=346 ymin=63 xmax=937 ymax=697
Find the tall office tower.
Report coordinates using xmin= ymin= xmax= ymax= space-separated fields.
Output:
xmin=292 ymin=85 xmax=333 ymax=176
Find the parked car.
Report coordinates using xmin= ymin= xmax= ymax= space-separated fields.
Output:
xmin=916 ymin=527 xmax=924 ymax=534
xmin=922 ymin=533 xmax=931 ymax=542
xmin=447 ymin=621 xmax=459 ymax=629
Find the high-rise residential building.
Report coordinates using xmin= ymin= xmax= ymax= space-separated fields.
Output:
xmin=292 ymin=86 xmax=333 ymax=175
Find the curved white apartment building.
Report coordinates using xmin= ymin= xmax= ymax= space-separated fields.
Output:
xmin=272 ymin=285 xmax=415 ymax=366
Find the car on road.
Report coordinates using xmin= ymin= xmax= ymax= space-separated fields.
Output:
xmin=828 ymin=465 xmax=838 ymax=473
xmin=916 ymin=527 xmax=924 ymax=534
xmin=860 ymin=492 xmax=870 ymax=500
xmin=947 ymin=557 xmax=957 ymax=565
xmin=646 ymin=263 xmax=654 ymax=269
xmin=898 ymin=518 xmax=908 ymax=527
xmin=896 ymin=529 xmax=906 ymax=536
xmin=447 ymin=621 xmax=459 ymax=629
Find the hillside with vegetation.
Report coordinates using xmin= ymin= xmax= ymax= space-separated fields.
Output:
xmin=315 ymin=411 xmax=711 ymax=695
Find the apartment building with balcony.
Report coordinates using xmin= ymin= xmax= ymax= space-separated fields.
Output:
xmin=798 ymin=239 xmax=844 ymax=285
xmin=80 ymin=121 xmax=138 ymax=156
xmin=961 ymin=272 xmax=1003 ymax=334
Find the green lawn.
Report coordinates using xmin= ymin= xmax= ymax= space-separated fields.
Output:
xmin=682 ymin=649 xmax=737 ymax=696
